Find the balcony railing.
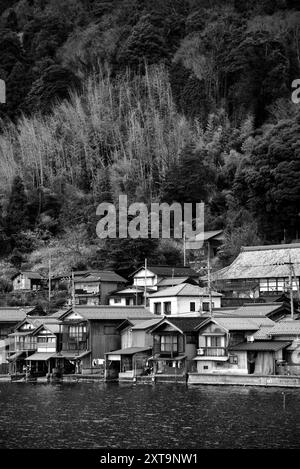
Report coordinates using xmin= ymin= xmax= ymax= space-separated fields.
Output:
xmin=9 ymin=341 xmax=37 ymax=352
xmin=197 ymin=347 xmax=227 ymax=357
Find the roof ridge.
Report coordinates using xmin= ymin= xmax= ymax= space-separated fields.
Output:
xmin=243 ymin=243 xmax=300 ymax=251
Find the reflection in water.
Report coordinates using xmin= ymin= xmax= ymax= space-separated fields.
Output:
xmin=0 ymin=382 xmax=299 ymax=449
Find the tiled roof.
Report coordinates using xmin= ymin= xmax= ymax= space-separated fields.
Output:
xmin=196 ymin=316 xmax=274 ymax=332
xmin=74 ymin=271 xmax=127 ymax=283
xmin=211 ymin=317 xmax=268 ymax=331
xmin=229 ymin=341 xmax=291 ymax=352
xmin=268 ymin=321 xmax=300 ymax=336
xmin=62 ymin=306 xmax=153 ymax=320
xmin=190 ymin=230 xmax=224 ymax=242
xmin=12 ymin=271 xmax=44 ymax=280
xmin=157 ymin=277 xmax=193 ymax=287
xmin=0 ymin=307 xmax=37 ymax=322
xmin=132 ymin=265 xmax=199 ymax=278
xmin=166 ymin=317 xmax=207 ymax=333
xmin=252 ymin=326 xmax=274 ymax=340
xmin=148 ymin=283 xmax=222 ymax=298
xmin=213 ymin=243 xmax=300 ymax=280
xmin=106 ymin=347 xmax=151 ymax=355
xmin=131 ymin=318 xmax=163 ymax=330
xmin=222 ymin=303 xmax=287 ymax=317
xmin=49 ymin=308 xmax=72 ymax=318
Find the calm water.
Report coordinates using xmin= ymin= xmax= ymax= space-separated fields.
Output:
xmin=0 ymin=382 xmax=299 ymax=449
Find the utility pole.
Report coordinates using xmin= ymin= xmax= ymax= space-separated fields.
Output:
xmin=144 ymin=258 xmax=147 ymax=308
xmin=289 ymin=267 xmax=294 ymax=320
xmin=48 ymin=256 xmax=51 ymax=313
xmin=183 ymin=233 xmax=186 ymax=266
xmin=71 ymin=271 xmax=76 ymax=309
xmin=207 ymin=241 xmax=213 ymax=317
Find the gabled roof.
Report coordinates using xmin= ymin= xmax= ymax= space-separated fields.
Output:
xmin=213 ymin=243 xmax=300 ymax=280
xmin=74 ymin=271 xmax=127 ymax=283
xmin=0 ymin=307 xmax=37 ymax=322
xmin=150 ymin=316 xmax=206 ymax=334
xmin=229 ymin=341 xmax=291 ymax=352
xmin=252 ymin=326 xmax=275 ymax=340
xmin=131 ymin=317 xmax=163 ymax=330
xmin=106 ymin=347 xmax=151 ymax=355
xmin=14 ymin=315 xmax=61 ymax=332
xmin=191 ymin=230 xmax=224 ymax=242
xmin=195 ymin=316 xmax=274 ymax=332
xmin=11 ymin=271 xmax=44 ymax=280
xmin=131 ymin=265 xmax=199 ymax=278
xmin=60 ymin=306 xmax=153 ymax=321
xmin=157 ymin=277 xmax=197 ymax=287
xmin=148 ymin=283 xmax=222 ymax=298
xmin=267 ymin=321 xmax=300 ymax=336
xmin=31 ymin=323 xmax=61 ymax=335
xmin=222 ymin=302 xmax=288 ymax=318
xmin=116 ymin=317 xmax=160 ymax=330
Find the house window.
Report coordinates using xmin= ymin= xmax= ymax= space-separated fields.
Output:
xmin=160 ymin=335 xmax=178 ymax=353
xmin=154 ymin=303 xmax=161 ymax=315
xmin=69 ymin=325 xmax=87 ymax=341
xmin=229 ymin=355 xmax=238 ymax=364
xmin=164 ymin=302 xmax=171 ymax=315
xmin=126 ymin=298 xmax=131 ymax=306
xmin=203 ymin=302 xmax=215 ymax=311
xmin=190 ymin=302 xmax=195 ymax=312
xmin=205 ymin=336 xmax=224 ymax=347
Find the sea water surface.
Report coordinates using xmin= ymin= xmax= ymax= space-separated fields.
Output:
xmin=0 ymin=382 xmax=299 ymax=449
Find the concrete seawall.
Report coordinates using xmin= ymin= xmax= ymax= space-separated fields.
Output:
xmin=188 ymin=372 xmax=300 ymax=388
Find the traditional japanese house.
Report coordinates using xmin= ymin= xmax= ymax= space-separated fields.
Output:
xmin=105 ymin=317 xmax=162 ymax=380
xmin=212 ymin=244 xmax=300 ymax=299
xmin=131 ymin=265 xmax=199 ymax=293
xmin=72 ymin=270 xmax=127 ymax=306
xmin=12 ymin=271 xmax=45 ymax=291
xmin=213 ymin=302 xmax=292 ymax=322
xmin=194 ymin=316 xmax=275 ymax=375
xmin=148 ymin=283 xmax=222 ymax=316
xmin=149 ymin=316 xmax=207 ymax=375
xmin=7 ymin=316 xmax=59 ymax=375
xmin=250 ymin=320 xmax=300 ymax=376
xmin=53 ymin=305 xmax=154 ymax=375
xmin=24 ymin=323 xmax=61 ymax=376
xmin=0 ymin=307 xmax=40 ymax=374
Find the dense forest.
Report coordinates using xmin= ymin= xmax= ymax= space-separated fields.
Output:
xmin=0 ymin=0 xmax=299 ymax=301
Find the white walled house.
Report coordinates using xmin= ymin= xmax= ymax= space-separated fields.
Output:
xmin=131 ymin=266 xmax=199 ymax=292
xmin=12 ymin=271 xmax=44 ymax=291
xmin=148 ymin=284 xmax=222 ymax=316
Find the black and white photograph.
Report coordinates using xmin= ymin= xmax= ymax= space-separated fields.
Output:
xmin=0 ymin=0 xmax=300 ymax=458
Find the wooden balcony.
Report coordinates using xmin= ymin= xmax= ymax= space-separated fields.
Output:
xmin=197 ymin=347 xmax=227 ymax=357
xmin=9 ymin=341 xmax=36 ymax=352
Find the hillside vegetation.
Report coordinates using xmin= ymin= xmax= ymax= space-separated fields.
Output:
xmin=0 ymin=0 xmax=299 ymax=293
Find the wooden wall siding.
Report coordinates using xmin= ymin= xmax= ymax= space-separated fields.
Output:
xmin=100 ymin=282 xmax=125 ymax=304
xmin=90 ymin=320 xmax=121 ymax=360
